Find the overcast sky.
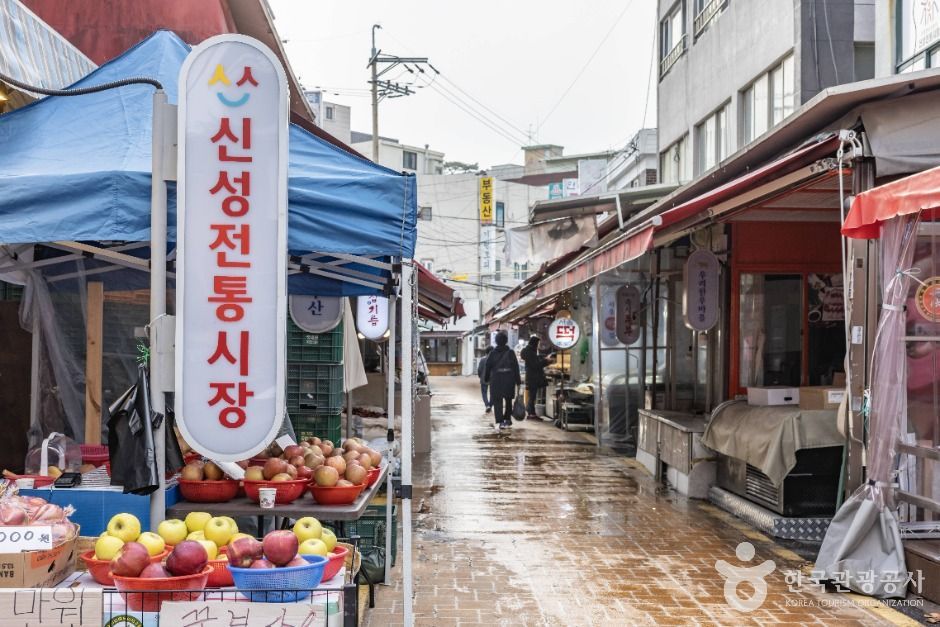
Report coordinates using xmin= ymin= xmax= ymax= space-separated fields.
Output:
xmin=269 ymin=0 xmax=657 ymax=168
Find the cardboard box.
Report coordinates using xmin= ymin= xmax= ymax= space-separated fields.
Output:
xmin=0 ymin=536 xmax=76 ymax=588
xmin=799 ymin=386 xmax=845 ymax=410
xmin=747 ymin=386 xmax=800 ymax=406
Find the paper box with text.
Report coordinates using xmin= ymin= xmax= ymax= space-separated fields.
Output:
xmin=0 ymin=536 xmax=77 ymax=588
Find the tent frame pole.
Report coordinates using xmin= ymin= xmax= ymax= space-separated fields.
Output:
xmin=149 ymin=89 xmax=168 ymax=527
xmin=385 ymin=287 xmax=397 ymax=584
xmin=401 ymin=261 xmax=414 ymax=626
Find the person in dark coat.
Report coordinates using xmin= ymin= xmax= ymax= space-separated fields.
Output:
xmin=477 ymin=345 xmax=493 ymax=413
xmin=520 ymin=335 xmax=550 ymax=420
xmin=483 ymin=331 xmax=521 ymax=429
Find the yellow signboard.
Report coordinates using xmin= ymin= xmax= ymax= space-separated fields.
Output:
xmin=479 ymin=176 xmax=494 ymax=224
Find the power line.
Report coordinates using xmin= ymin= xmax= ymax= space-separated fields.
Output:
xmin=435 ymin=72 xmax=531 ymax=141
xmin=425 ymin=76 xmax=529 ymax=144
xmin=419 ymin=75 xmax=525 ymax=148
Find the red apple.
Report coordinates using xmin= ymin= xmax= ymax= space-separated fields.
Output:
xmin=286 ymin=555 xmax=306 ymax=567
xmin=263 ymin=530 xmax=298 ymax=567
xmin=250 ymin=558 xmax=275 ymax=569
xmin=166 ymin=540 xmax=208 ymax=576
xmin=283 ymin=445 xmax=304 ymax=460
xmin=296 ymin=465 xmax=313 ymax=480
xmin=227 ymin=536 xmax=263 ymax=568
xmin=271 ymin=472 xmax=293 ymax=482
xmin=345 ymin=464 xmax=367 ymax=486
xmin=313 ymin=465 xmax=339 ymax=487
xmin=343 ymin=451 xmax=360 ymax=463
xmin=285 ymin=465 xmax=298 ymax=479
xmin=365 ymin=448 xmax=382 ymax=467
xmin=288 ymin=455 xmax=306 ymax=467
xmin=110 ymin=542 xmax=151 ymax=577
xmin=263 ymin=458 xmax=288 ymax=480
xmin=325 ymin=456 xmax=346 ymax=475
xmin=336 ymin=479 xmax=353 ymax=487
xmin=318 ymin=441 xmax=334 ymax=456
xmin=307 ymin=437 xmax=321 ymax=446
xmin=244 ymin=466 xmax=265 ymax=481
xmin=140 ymin=563 xmax=171 ymax=578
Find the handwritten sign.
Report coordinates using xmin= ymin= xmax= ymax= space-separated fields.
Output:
xmin=682 ymin=249 xmax=719 ymax=332
xmin=160 ymin=600 xmax=328 ymax=626
xmin=548 ymin=317 xmax=580 ymax=350
xmin=0 ymin=587 xmax=101 ymax=626
xmin=0 ymin=526 xmax=51 ymax=552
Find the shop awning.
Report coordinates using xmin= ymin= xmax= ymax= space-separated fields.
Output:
xmin=843 ymin=165 xmax=940 ymax=239
xmin=416 ymin=262 xmax=463 ymax=323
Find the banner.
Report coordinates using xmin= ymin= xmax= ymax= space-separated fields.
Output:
xmin=479 ymin=176 xmax=494 ymax=224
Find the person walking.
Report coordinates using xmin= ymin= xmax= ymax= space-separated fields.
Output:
xmin=483 ymin=331 xmax=520 ymax=429
xmin=521 ymin=335 xmax=550 ymax=420
xmin=477 ymin=345 xmax=493 ymax=413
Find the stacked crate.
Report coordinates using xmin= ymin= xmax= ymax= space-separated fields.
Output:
xmin=286 ymin=318 xmax=344 ymax=444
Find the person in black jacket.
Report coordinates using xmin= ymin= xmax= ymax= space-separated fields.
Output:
xmin=521 ymin=335 xmax=550 ymax=420
xmin=477 ymin=345 xmax=493 ymax=413
xmin=483 ymin=331 xmax=521 ymax=429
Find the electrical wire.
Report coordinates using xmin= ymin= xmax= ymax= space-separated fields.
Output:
xmin=419 ymin=75 xmax=527 ymax=148
xmin=427 ymin=77 xmax=528 ymax=144
xmin=435 ymin=72 xmax=530 ymax=141
xmin=0 ymin=71 xmax=162 ymax=95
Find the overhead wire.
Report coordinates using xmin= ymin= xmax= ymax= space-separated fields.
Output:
xmin=417 ymin=74 xmax=527 ymax=148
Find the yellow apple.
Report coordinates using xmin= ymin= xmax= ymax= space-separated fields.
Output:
xmin=320 ymin=528 xmax=337 ymax=552
xmin=203 ymin=517 xmax=234 ymax=547
xmin=137 ymin=531 xmax=166 ymax=556
xmin=94 ymin=534 xmax=124 ymax=560
xmin=292 ymin=517 xmax=322 ymax=543
xmin=157 ymin=519 xmax=188 ymax=546
xmin=228 ymin=532 xmax=252 ymax=546
xmin=197 ymin=539 xmax=218 ymax=561
xmin=298 ymin=538 xmax=328 ymax=557
xmin=184 ymin=511 xmax=212 ymax=533
xmin=221 ymin=516 xmax=238 ymax=535
xmin=187 ymin=530 xmax=206 ymax=542
xmin=106 ymin=513 xmax=142 ymax=543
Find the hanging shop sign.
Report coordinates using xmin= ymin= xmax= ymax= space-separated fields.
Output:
xmin=176 ymin=35 xmax=289 ymax=462
xmin=916 ymin=276 xmax=940 ymax=321
xmin=600 ymin=286 xmax=619 ymax=347
xmin=479 ymin=176 xmax=494 ymax=225
xmin=548 ymin=317 xmax=581 ymax=350
xmin=357 ymin=295 xmax=389 ymax=340
xmin=289 ymin=295 xmax=343 ymax=333
xmin=616 ymin=285 xmax=642 ymax=345
xmin=683 ymin=249 xmax=720 ymax=332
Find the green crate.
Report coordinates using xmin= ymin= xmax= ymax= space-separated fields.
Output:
xmin=344 ymin=504 xmax=397 ymax=567
xmin=290 ymin=412 xmax=342 ymax=445
xmin=287 ymin=318 xmax=344 ymax=363
xmin=286 ymin=362 xmax=344 ymax=413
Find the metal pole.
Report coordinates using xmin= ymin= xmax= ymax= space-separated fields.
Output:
xmin=401 ymin=262 xmax=414 ymax=627
xmin=371 ymin=25 xmax=381 ymax=162
xmin=385 ymin=291 xmax=397 ymax=584
xmin=149 ymin=89 xmax=168 ymax=526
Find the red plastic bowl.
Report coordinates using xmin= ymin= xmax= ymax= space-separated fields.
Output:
xmin=8 ymin=474 xmax=55 ymax=488
xmin=366 ymin=467 xmax=381 ymax=487
xmin=308 ymin=482 xmax=365 ymax=505
xmin=320 ymin=545 xmax=349 ymax=582
xmin=243 ymin=479 xmax=308 ymax=504
xmin=80 ymin=444 xmax=110 ymax=466
xmin=81 ymin=549 xmax=169 ymax=586
xmin=206 ymin=556 xmax=233 ymax=587
xmin=112 ymin=565 xmax=213 ymax=612
xmin=178 ymin=479 xmax=240 ymax=503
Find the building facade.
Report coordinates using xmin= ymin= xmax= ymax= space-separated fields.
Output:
xmin=875 ymin=0 xmax=940 ymax=77
xmin=350 ymin=132 xmax=445 ymax=175
xmin=304 ymin=89 xmax=352 ymax=144
xmin=657 ymin=0 xmax=874 ymax=184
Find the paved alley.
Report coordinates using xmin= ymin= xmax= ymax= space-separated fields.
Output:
xmin=365 ymin=376 xmax=906 ymax=627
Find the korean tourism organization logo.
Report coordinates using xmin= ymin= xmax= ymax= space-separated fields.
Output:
xmin=715 ymin=542 xmax=776 ymax=612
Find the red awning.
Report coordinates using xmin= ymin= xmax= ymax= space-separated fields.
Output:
xmin=416 ymin=261 xmax=463 ymax=321
xmin=843 ymin=165 xmax=940 ymax=239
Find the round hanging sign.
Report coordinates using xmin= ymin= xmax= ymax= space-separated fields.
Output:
xmin=548 ymin=317 xmax=581 ymax=350
xmin=916 ymin=276 xmax=940 ymax=321
xmin=356 ymin=295 xmax=389 ymax=340
xmin=289 ymin=295 xmax=344 ymax=333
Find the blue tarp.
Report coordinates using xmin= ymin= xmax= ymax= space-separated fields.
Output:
xmin=0 ymin=31 xmax=416 ymax=295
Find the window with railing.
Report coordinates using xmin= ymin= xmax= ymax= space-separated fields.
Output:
xmin=660 ymin=2 xmax=686 ymax=78
xmin=693 ymin=0 xmax=728 ymax=38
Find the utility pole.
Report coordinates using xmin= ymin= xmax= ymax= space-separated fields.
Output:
xmin=367 ymin=25 xmax=433 ymax=164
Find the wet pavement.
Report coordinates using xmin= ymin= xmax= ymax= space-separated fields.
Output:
xmin=364 ymin=376 xmax=905 ymax=626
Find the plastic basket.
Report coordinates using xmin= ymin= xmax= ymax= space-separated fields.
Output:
xmin=307 ymin=545 xmax=348 ymax=582
xmin=228 ymin=557 xmax=328 ymax=602
xmin=178 ymin=479 xmax=240 ymax=503
xmin=206 ymin=556 xmax=234 ymax=587
xmin=111 ymin=565 xmax=212 ymax=612
xmin=80 ymin=444 xmax=109 ymax=466
xmin=345 ymin=504 xmax=397 ymax=566
xmin=366 ymin=466 xmax=381 ymax=487
xmin=287 ymin=319 xmax=344 ymax=363
xmin=309 ymin=482 xmax=364 ymax=505
xmin=80 ymin=549 xmax=169 ymax=586
xmin=243 ymin=479 xmax=308 ymax=504
xmin=290 ymin=412 xmax=342 ymax=446
xmin=286 ymin=363 xmax=344 ymax=413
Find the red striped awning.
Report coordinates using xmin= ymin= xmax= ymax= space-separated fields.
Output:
xmin=843 ymin=165 xmax=940 ymax=239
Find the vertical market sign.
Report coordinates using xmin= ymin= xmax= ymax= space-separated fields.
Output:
xmin=683 ymin=249 xmax=719 ymax=332
xmin=479 ymin=176 xmax=494 ymax=225
xmin=176 ymin=35 xmax=288 ymax=461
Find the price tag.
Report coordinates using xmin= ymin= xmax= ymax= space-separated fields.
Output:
xmin=0 ymin=588 xmax=101 ymax=626
xmin=0 ymin=526 xmax=52 ymax=551
xmin=161 ymin=601 xmax=327 ymax=625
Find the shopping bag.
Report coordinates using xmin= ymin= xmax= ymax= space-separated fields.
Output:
xmin=511 ymin=390 xmax=526 ymax=421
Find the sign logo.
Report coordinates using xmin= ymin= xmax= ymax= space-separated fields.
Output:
xmin=548 ymin=317 xmax=580 ymax=349
xmin=916 ymin=276 xmax=940 ymax=321
xmin=357 ymin=295 xmax=389 ymax=340
xmin=683 ymin=249 xmax=720 ymax=332
xmin=715 ymin=542 xmax=776 ymax=612
xmin=479 ymin=176 xmax=494 ymax=224
xmin=176 ymin=35 xmax=289 ymax=461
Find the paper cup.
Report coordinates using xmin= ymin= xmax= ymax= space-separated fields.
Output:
xmin=15 ymin=478 xmax=35 ymax=489
xmin=258 ymin=487 xmax=277 ymax=509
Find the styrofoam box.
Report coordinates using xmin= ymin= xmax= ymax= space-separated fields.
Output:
xmin=747 ymin=386 xmax=800 ymax=406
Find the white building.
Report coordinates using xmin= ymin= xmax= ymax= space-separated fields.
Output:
xmin=350 ymin=132 xmax=445 ymax=175
xmin=303 ymin=90 xmax=352 ymax=144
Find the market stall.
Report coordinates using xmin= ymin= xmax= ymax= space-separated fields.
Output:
xmin=0 ymin=30 xmax=418 ymax=625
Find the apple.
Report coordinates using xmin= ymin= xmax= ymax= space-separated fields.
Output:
xmin=336 ymin=479 xmax=353 ymax=487
xmin=325 ymin=456 xmax=346 ymax=475
xmin=283 ymin=445 xmax=304 ymax=459
xmin=204 ymin=517 xmax=234 ymax=546
xmin=94 ymin=534 xmax=124 ymax=561
xmin=271 ymin=473 xmax=293 ymax=482
xmin=227 ymin=536 xmax=263 ymax=567
xmin=285 ymin=465 xmax=298 ymax=479
xmin=286 ymin=555 xmax=307 ymax=567
xmin=304 ymin=451 xmax=324 ymax=468
xmin=365 ymin=448 xmax=382 ymax=467
xmin=263 ymin=458 xmax=288 ymax=480
xmin=263 ymin=530 xmax=298 ymax=567
xmin=166 ymin=540 xmax=209 ymax=576
xmin=203 ymin=461 xmax=224 ymax=481
xmin=107 ymin=513 xmax=142 ymax=543
xmin=157 ymin=519 xmax=188 ymax=546
xmin=244 ymin=466 xmax=265 ymax=481
xmin=318 ymin=442 xmax=334 ymax=457
xmin=187 ymin=530 xmax=206 ymax=542
xmin=140 ymin=563 xmax=171 ymax=578
xmin=250 ymin=558 xmax=274 ymax=569
xmin=137 ymin=532 xmax=166 ymax=557
xmin=293 ymin=517 xmax=323 ymax=543
xmin=345 ymin=464 xmax=367 ymax=486
xmin=342 ymin=439 xmax=361 ymax=453
xmin=313 ymin=465 xmax=339 ymax=487
xmin=343 ymin=451 xmax=360 ymax=464
xmin=296 ymin=465 xmax=313 ymax=480
xmin=298 ymin=538 xmax=328 ymax=557
xmin=320 ymin=528 xmax=337 ymax=552
xmin=228 ymin=532 xmax=252 ymax=546
xmin=307 ymin=437 xmax=321 ymax=446
xmin=220 ymin=516 xmax=239 ymax=535
xmin=197 ymin=539 xmax=218 ymax=561
xmin=184 ymin=511 xmax=212 ymax=533
xmin=236 ymin=459 xmax=250 ymax=469
xmin=110 ymin=541 xmax=151 ymax=577
xmin=357 ymin=454 xmax=373 ymax=471
xmin=288 ymin=455 xmax=306 ymax=467
xmin=181 ymin=462 xmax=205 ymax=481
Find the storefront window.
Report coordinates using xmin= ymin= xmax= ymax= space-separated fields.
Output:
xmin=897 ymin=0 xmax=940 ymax=72
xmin=420 ymin=337 xmax=459 ymax=363
xmin=905 ymin=223 xmax=940 ymax=444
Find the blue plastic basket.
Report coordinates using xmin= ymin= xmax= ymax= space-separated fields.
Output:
xmin=228 ymin=557 xmax=328 ymax=602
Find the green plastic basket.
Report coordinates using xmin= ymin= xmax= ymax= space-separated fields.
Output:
xmin=287 ymin=319 xmax=344 ymax=363
xmin=344 ymin=504 xmax=397 ymax=566
xmin=286 ymin=362 xmax=344 ymax=413
xmin=290 ymin=412 xmax=342 ymax=446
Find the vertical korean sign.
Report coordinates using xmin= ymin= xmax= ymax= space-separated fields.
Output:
xmin=682 ymin=249 xmax=719 ymax=332
xmin=176 ymin=35 xmax=288 ymax=461
xmin=479 ymin=176 xmax=494 ymax=225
